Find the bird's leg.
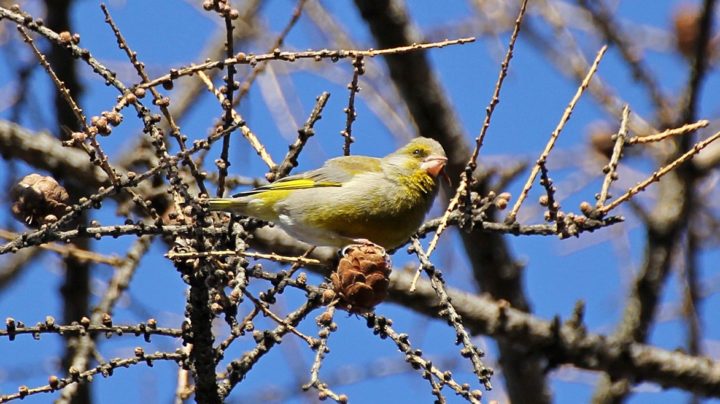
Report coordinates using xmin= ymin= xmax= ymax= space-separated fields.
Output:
xmin=340 ymin=245 xmax=354 ymax=257
xmin=352 ymin=238 xmax=374 ymax=245
xmin=340 ymin=239 xmax=386 ymax=257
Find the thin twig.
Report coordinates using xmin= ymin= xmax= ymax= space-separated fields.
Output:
xmin=1 ymin=207 xmax=624 ymax=256
xmin=197 ymin=71 xmax=276 ymax=170
xmin=0 ymin=229 xmax=123 ymax=267
xmin=366 ymin=314 xmax=480 ymax=403
xmin=245 ymin=291 xmax=316 ymax=346
xmin=410 ymin=239 xmax=492 ymax=391
xmin=626 ymin=120 xmax=709 ymax=144
xmin=215 ymin=246 xmax=316 ymax=359
xmin=100 ymin=4 xmax=208 ymax=196
xmin=219 ymin=299 xmax=321 ymax=399
xmin=166 ymin=249 xmax=321 ymax=266
xmin=140 ymin=37 xmax=476 ymax=90
xmin=341 ymin=56 xmax=364 ymax=155
xmin=215 ymin=3 xmax=239 ymax=198
xmin=230 ymin=0 xmax=309 ymax=109
xmin=0 ymin=352 xmax=185 ymax=403
xmin=0 ymin=320 xmax=181 ymax=339
xmin=0 ymin=115 xmax=247 ymax=255
xmin=302 ymin=306 xmax=347 ymax=402
xmin=538 ymin=161 xmax=562 ymax=230
xmin=506 ymin=44 xmax=608 ymax=223
xmin=270 ymin=92 xmax=331 ymax=181
xmin=530 ymin=0 xmax=657 ymax=136
xmin=596 ymin=129 xmax=720 ymax=215
xmin=56 ymin=236 xmax=154 ymax=403
xmin=578 ymin=0 xmax=673 ymax=125
xmin=174 ymin=344 xmax=193 ymax=403
xmin=596 ymin=105 xmax=630 ymax=209
xmin=16 ymin=26 xmax=121 ymax=187
xmin=409 ymin=1 xmax=528 ymax=292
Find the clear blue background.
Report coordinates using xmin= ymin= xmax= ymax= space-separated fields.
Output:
xmin=1 ymin=1 xmax=718 ymax=403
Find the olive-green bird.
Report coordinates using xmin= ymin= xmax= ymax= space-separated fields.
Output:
xmin=206 ymin=137 xmax=447 ymax=250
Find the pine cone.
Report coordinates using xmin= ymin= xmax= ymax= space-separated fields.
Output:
xmin=330 ymin=244 xmax=391 ymax=313
xmin=587 ymin=121 xmax=615 ymax=159
xmin=674 ymin=6 xmax=701 ymax=60
xmin=10 ymin=174 xmax=70 ymax=228
xmin=673 ymin=5 xmax=719 ymax=61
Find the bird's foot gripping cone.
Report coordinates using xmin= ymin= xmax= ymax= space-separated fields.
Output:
xmin=330 ymin=244 xmax=391 ymax=314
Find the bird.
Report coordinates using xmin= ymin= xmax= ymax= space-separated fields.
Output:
xmin=206 ymin=137 xmax=447 ymax=250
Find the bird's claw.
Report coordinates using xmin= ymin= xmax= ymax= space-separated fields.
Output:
xmin=340 ymin=239 xmax=386 ymax=257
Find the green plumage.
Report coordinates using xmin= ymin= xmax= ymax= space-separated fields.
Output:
xmin=206 ymin=137 xmax=447 ymax=249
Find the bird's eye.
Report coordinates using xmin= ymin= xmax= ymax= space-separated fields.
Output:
xmin=413 ymin=149 xmax=423 ymax=156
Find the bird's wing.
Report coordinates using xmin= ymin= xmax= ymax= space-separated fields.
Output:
xmin=233 ymin=156 xmax=382 ymax=197
xmin=312 ymin=156 xmax=382 ymax=182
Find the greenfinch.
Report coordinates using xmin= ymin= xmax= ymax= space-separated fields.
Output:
xmin=207 ymin=137 xmax=447 ymax=250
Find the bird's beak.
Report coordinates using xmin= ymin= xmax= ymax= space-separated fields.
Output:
xmin=421 ymin=155 xmax=448 ymax=178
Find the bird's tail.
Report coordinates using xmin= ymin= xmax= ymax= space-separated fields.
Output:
xmin=206 ymin=198 xmax=249 ymax=214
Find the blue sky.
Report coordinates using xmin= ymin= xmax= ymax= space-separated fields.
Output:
xmin=1 ymin=1 xmax=718 ymax=403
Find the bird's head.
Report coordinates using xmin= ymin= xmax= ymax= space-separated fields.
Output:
xmin=391 ymin=137 xmax=448 ymax=178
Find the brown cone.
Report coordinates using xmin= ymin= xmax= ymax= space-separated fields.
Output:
xmin=673 ymin=5 xmax=718 ymax=61
xmin=330 ymin=244 xmax=391 ymax=313
xmin=674 ymin=6 xmax=701 ymax=60
xmin=10 ymin=174 xmax=70 ymax=228
xmin=587 ymin=121 xmax=615 ymax=159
